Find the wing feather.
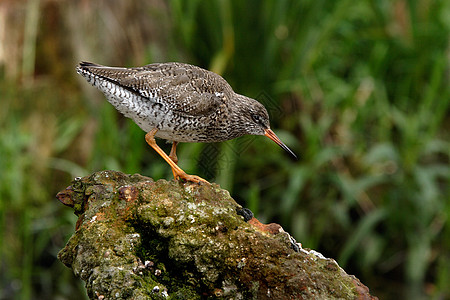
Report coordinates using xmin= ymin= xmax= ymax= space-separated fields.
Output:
xmin=77 ymin=62 xmax=232 ymax=116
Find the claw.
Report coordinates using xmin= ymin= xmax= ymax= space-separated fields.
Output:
xmin=174 ymin=170 xmax=209 ymax=184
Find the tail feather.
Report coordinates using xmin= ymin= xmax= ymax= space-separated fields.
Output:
xmin=78 ymin=61 xmax=102 ymax=68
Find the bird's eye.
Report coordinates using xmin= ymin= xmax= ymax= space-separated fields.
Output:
xmin=252 ymin=114 xmax=262 ymax=124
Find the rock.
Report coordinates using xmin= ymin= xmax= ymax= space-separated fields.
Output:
xmin=57 ymin=170 xmax=377 ymax=299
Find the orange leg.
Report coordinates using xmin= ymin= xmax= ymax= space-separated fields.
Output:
xmin=169 ymin=141 xmax=178 ymax=164
xmin=145 ymin=129 xmax=208 ymax=184
xmin=169 ymin=141 xmax=179 ymax=179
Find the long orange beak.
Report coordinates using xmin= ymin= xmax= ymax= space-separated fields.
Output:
xmin=264 ymin=129 xmax=297 ymax=160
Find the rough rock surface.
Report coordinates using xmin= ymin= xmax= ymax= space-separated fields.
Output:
xmin=57 ymin=170 xmax=377 ymax=299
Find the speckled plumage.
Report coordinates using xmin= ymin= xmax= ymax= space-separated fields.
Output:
xmin=77 ymin=62 xmax=271 ymax=143
xmin=77 ymin=61 xmax=296 ymax=182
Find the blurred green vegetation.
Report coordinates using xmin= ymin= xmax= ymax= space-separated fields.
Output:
xmin=0 ymin=0 xmax=449 ymax=299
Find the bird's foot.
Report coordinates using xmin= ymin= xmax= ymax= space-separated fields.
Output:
xmin=173 ymin=170 xmax=209 ymax=184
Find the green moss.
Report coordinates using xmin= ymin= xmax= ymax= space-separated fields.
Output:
xmin=58 ymin=170 xmax=376 ymax=299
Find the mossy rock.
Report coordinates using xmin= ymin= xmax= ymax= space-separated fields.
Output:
xmin=57 ymin=170 xmax=377 ymax=299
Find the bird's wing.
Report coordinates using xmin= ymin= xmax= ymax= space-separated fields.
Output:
xmin=78 ymin=62 xmax=232 ymax=116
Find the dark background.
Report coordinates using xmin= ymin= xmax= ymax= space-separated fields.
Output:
xmin=0 ymin=0 xmax=449 ymax=299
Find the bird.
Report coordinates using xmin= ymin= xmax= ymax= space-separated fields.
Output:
xmin=76 ymin=61 xmax=297 ymax=183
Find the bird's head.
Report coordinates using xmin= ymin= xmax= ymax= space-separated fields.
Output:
xmin=235 ymin=95 xmax=297 ymax=160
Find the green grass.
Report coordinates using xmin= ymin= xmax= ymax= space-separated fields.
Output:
xmin=0 ymin=0 xmax=449 ymax=299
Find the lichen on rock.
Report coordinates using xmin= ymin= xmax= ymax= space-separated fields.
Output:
xmin=57 ymin=170 xmax=377 ymax=299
